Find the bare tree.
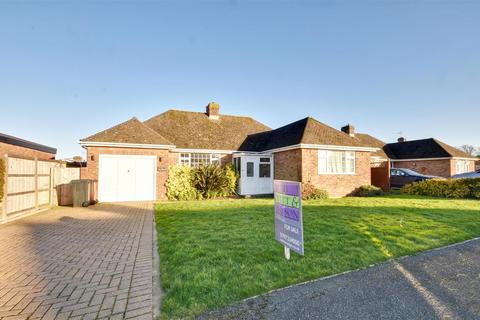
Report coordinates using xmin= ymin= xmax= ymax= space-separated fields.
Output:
xmin=459 ymin=145 xmax=477 ymax=156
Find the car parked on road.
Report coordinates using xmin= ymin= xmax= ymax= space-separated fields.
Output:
xmin=453 ymin=169 xmax=480 ymax=179
xmin=390 ymin=168 xmax=439 ymax=188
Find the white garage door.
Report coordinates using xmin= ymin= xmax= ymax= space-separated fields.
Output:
xmin=98 ymin=154 xmax=156 ymax=202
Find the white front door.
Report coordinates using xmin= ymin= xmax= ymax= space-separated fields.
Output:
xmin=98 ymin=154 xmax=156 ymax=202
xmin=237 ymin=155 xmax=273 ymax=195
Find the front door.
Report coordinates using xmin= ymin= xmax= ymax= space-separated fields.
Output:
xmin=237 ymin=155 xmax=273 ymax=195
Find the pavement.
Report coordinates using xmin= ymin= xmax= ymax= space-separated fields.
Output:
xmin=0 ymin=202 xmax=159 ymax=320
xmin=200 ymin=238 xmax=480 ymax=320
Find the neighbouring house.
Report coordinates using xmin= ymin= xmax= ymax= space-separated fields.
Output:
xmin=79 ymin=103 xmax=377 ymax=202
xmin=386 ymin=138 xmax=477 ymax=178
xmin=476 ymin=159 xmax=480 ymax=170
xmin=0 ymin=132 xmax=57 ymax=160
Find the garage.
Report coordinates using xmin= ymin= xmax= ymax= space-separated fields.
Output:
xmin=98 ymin=154 xmax=156 ymax=202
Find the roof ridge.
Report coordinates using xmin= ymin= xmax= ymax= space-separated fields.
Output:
xmin=304 ymin=116 xmax=363 ymax=145
xmin=138 ymin=119 xmax=174 ymax=145
xmin=299 ymin=117 xmax=313 ymax=144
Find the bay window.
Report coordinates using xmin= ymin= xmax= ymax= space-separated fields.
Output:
xmin=318 ymin=150 xmax=355 ymax=174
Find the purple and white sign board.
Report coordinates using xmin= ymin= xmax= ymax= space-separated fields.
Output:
xmin=274 ymin=180 xmax=304 ymax=256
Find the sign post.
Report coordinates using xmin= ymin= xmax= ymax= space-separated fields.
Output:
xmin=274 ymin=180 xmax=304 ymax=259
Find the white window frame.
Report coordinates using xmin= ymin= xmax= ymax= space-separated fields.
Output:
xmin=318 ymin=150 xmax=356 ymax=175
xmin=178 ymin=153 xmax=221 ymax=167
xmin=456 ymin=160 xmax=470 ymax=174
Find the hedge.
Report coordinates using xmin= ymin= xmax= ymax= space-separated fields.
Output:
xmin=0 ymin=158 xmax=5 ymax=201
xmin=401 ymin=178 xmax=480 ymax=199
xmin=353 ymin=185 xmax=385 ymax=197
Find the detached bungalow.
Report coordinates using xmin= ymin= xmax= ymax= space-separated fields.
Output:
xmin=386 ymin=138 xmax=477 ymax=178
xmin=79 ymin=103 xmax=377 ymax=202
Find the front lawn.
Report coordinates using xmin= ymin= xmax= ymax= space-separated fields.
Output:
xmin=155 ymin=195 xmax=480 ymax=319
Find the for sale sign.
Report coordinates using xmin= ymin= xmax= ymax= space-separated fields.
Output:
xmin=274 ymin=180 xmax=304 ymax=256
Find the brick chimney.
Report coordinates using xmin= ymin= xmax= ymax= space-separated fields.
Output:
xmin=206 ymin=102 xmax=220 ymax=120
xmin=341 ymin=124 xmax=355 ymax=137
xmin=398 ymin=137 xmax=406 ymax=143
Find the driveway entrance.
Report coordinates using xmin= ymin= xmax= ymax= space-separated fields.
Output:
xmin=0 ymin=202 xmax=158 ymax=320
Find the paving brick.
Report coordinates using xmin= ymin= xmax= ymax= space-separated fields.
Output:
xmin=0 ymin=203 xmax=155 ymax=320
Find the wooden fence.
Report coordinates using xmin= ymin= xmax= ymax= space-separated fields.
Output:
xmin=0 ymin=155 xmax=80 ymax=224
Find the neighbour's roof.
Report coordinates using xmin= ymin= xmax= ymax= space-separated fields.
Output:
xmin=0 ymin=132 xmax=57 ymax=154
xmin=81 ymin=117 xmax=173 ymax=145
xmin=355 ymin=133 xmax=389 ymax=159
xmin=239 ymin=117 xmax=371 ymax=152
xmin=385 ymin=138 xmax=473 ymax=159
xmin=144 ymin=110 xmax=271 ymax=150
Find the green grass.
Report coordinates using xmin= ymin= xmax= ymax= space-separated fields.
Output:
xmin=155 ymin=195 xmax=480 ymax=319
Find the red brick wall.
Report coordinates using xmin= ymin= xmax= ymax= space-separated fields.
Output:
xmin=273 ymin=148 xmax=371 ymax=197
xmin=81 ymin=146 xmax=178 ymax=200
xmin=301 ymin=149 xmax=371 ymax=197
xmin=274 ymin=149 xmax=302 ymax=181
xmin=392 ymin=160 xmax=451 ymax=177
xmin=0 ymin=142 xmax=55 ymax=160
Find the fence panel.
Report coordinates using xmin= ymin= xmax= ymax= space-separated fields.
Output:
xmin=0 ymin=156 xmax=75 ymax=223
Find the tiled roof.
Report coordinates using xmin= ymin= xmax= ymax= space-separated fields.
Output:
xmin=144 ymin=110 xmax=270 ymax=150
xmin=81 ymin=117 xmax=173 ymax=145
xmin=354 ymin=133 xmax=389 ymax=159
xmin=385 ymin=138 xmax=473 ymax=159
xmin=240 ymin=117 xmax=371 ymax=152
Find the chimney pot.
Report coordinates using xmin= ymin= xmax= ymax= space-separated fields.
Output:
xmin=206 ymin=102 xmax=220 ymax=120
xmin=341 ymin=124 xmax=355 ymax=137
xmin=398 ymin=137 xmax=406 ymax=143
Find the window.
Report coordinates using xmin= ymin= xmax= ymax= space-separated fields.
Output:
xmin=318 ymin=150 xmax=355 ymax=174
xmin=456 ymin=160 xmax=470 ymax=174
xmin=179 ymin=153 xmax=221 ymax=167
xmin=180 ymin=153 xmax=190 ymax=166
xmin=259 ymin=157 xmax=271 ymax=178
xmin=391 ymin=169 xmax=405 ymax=176
xmin=247 ymin=162 xmax=254 ymax=177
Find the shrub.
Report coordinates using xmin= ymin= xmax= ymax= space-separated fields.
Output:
xmin=0 ymin=158 xmax=4 ymax=201
xmin=303 ymin=183 xmax=329 ymax=200
xmin=354 ymin=185 xmax=385 ymax=197
xmin=193 ymin=164 xmax=235 ymax=199
xmin=166 ymin=165 xmax=200 ymax=201
xmin=223 ymin=163 xmax=239 ymax=196
xmin=401 ymin=178 xmax=480 ymax=199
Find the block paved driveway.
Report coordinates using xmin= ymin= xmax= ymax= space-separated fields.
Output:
xmin=0 ymin=202 xmax=159 ymax=320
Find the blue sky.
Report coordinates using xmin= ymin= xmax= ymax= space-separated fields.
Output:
xmin=1 ymin=1 xmax=479 ymax=158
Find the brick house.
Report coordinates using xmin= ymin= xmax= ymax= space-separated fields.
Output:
xmin=79 ymin=103 xmax=377 ymax=201
xmin=385 ymin=138 xmax=477 ymax=178
xmin=0 ymin=132 xmax=57 ymax=160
